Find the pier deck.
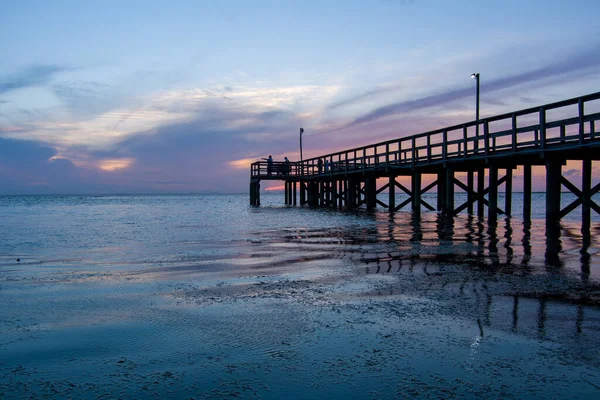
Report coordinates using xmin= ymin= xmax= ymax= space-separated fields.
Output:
xmin=250 ymin=92 xmax=600 ymax=227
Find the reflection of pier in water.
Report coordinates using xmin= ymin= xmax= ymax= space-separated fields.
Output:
xmin=270 ymin=211 xmax=600 ymax=350
xmin=356 ymin=214 xmax=599 ymax=341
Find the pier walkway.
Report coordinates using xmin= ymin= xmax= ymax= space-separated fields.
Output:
xmin=250 ymin=92 xmax=600 ymax=228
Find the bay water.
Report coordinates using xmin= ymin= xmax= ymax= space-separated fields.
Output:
xmin=1 ymin=193 xmax=599 ymax=398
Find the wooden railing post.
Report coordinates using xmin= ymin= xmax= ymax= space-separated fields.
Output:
xmin=411 ymin=137 xmax=416 ymax=166
xmin=427 ymin=135 xmax=431 ymax=162
xmin=397 ymin=141 xmax=401 ymax=162
xmin=463 ymin=125 xmax=468 ymax=157
xmin=484 ymin=120 xmax=490 ymax=157
xmin=539 ymin=106 xmax=546 ymax=149
xmin=579 ymin=97 xmax=585 ymax=144
xmin=385 ymin=143 xmax=390 ymax=165
xmin=442 ymin=130 xmax=448 ymax=161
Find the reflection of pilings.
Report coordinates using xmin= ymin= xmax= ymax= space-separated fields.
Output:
xmin=576 ymin=305 xmax=584 ymax=334
xmin=477 ymin=168 xmax=485 ymax=218
xmin=521 ymin=220 xmax=532 ymax=267
xmin=467 ymin=170 xmax=474 ymax=214
xmin=484 ymin=292 xmax=492 ymax=326
xmin=582 ymin=159 xmax=592 ymax=235
xmin=487 ymin=220 xmax=500 ymax=266
xmin=476 ymin=218 xmax=485 ymax=258
xmin=389 ymin=175 xmax=396 ymax=212
xmin=488 ymin=165 xmax=498 ymax=223
xmin=537 ymin=298 xmax=547 ymax=339
xmin=505 ymin=168 xmax=513 ymax=216
xmin=545 ymin=221 xmax=562 ymax=267
xmin=504 ymin=218 xmax=514 ymax=264
xmin=581 ymin=223 xmax=591 ymax=280
xmin=512 ymin=295 xmax=519 ymax=332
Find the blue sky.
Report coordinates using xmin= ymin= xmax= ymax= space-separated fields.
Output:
xmin=1 ymin=0 xmax=599 ymax=193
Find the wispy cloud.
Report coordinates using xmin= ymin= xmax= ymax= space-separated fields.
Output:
xmin=342 ymin=44 xmax=600 ymax=128
xmin=0 ymin=65 xmax=70 ymax=94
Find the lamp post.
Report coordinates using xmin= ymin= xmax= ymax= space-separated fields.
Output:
xmin=300 ymin=128 xmax=304 ymax=176
xmin=300 ymin=128 xmax=304 ymax=162
xmin=471 ymin=73 xmax=480 ymax=137
xmin=471 ymin=73 xmax=482 ymax=217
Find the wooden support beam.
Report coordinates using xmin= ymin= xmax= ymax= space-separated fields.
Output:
xmin=559 ymin=198 xmax=582 ymax=219
xmin=437 ymin=172 xmax=445 ymax=212
xmin=445 ymin=167 xmax=454 ymax=215
xmin=300 ymin=181 xmax=306 ymax=205
xmin=488 ymin=165 xmax=498 ymax=222
xmin=422 ymin=200 xmax=435 ymax=211
xmin=331 ymin=179 xmax=337 ymax=208
xmin=582 ymin=160 xmax=590 ymax=232
xmin=395 ymin=198 xmax=412 ymax=211
xmin=505 ymin=168 xmax=513 ymax=216
xmin=412 ymin=172 xmax=422 ymax=216
xmin=376 ymin=183 xmax=390 ymax=195
xmin=546 ymin=159 xmax=562 ymax=224
xmin=523 ymin=165 xmax=532 ymax=221
xmin=376 ymin=199 xmax=388 ymax=208
xmin=366 ymin=176 xmax=377 ymax=210
xmin=395 ymin=181 xmax=412 ymax=196
xmin=319 ymin=181 xmax=325 ymax=206
xmin=421 ymin=180 xmax=437 ymax=195
xmin=467 ymin=170 xmax=474 ymax=214
xmin=478 ymin=168 xmax=485 ymax=218
xmin=345 ymin=179 xmax=352 ymax=209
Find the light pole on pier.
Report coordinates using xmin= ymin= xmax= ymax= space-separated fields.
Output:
xmin=300 ymin=128 xmax=304 ymax=163
xmin=300 ymin=127 xmax=304 ymax=175
xmin=471 ymin=73 xmax=480 ymax=137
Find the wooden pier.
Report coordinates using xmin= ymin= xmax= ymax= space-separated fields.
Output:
xmin=250 ymin=92 xmax=600 ymax=227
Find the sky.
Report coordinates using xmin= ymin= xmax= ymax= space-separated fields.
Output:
xmin=1 ymin=0 xmax=599 ymax=194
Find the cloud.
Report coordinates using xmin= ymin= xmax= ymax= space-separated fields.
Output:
xmin=342 ymin=44 xmax=600 ymax=128
xmin=0 ymin=65 xmax=70 ymax=94
xmin=563 ymin=169 xmax=579 ymax=177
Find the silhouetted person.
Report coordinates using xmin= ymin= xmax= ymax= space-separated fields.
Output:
xmin=262 ymin=155 xmax=273 ymax=176
xmin=284 ymin=157 xmax=290 ymax=176
xmin=324 ymin=159 xmax=330 ymax=173
xmin=317 ymin=158 xmax=323 ymax=174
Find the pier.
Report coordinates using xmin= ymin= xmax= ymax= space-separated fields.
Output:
xmin=250 ymin=92 xmax=600 ymax=227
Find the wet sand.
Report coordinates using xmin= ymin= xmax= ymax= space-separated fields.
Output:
xmin=1 ymin=213 xmax=600 ymax=399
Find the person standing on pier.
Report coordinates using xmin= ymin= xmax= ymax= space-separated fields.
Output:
xmin=262 ymin=155 xmax=273 ymax=176
xmin=317 ymin=158 xmax=323 ymax=174
xmin=284 ymin=157 xmax=290 ymax=176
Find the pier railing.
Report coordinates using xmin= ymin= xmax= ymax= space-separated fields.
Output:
xmin=251 ymin=91 xmax=600 ymax=179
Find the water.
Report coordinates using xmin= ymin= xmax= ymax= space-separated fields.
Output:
xmin=1 ymin=194 xmax=600 ymax=399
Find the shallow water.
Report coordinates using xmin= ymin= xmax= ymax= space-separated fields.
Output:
xmin=1 ymin=194 xmax=600 ymax=398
